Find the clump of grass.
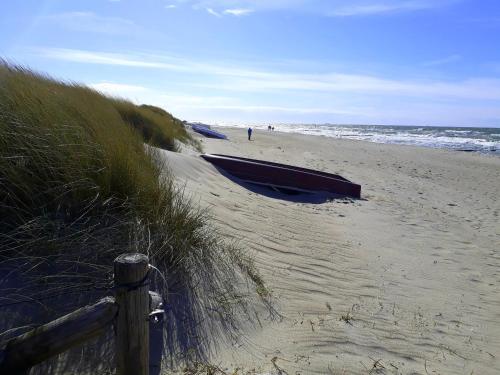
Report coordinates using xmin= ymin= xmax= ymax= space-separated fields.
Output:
xmin=340 ymin=311 xmax=354 ymax=325
xmin=111 ymin=99 xmax=201 ymax=152
xmin=0 ymin=61 xmax=263 ymax=371
xmin=229 ymin=246 xmax=270 ymax=297
xmin=181 ymin=362 xmax=228 ymax=374
xmin=175 ymin=363 xmax=258 ymax=375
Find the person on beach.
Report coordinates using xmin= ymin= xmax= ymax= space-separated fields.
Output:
xmin=248 ymin=127 xmax=253 ymax=140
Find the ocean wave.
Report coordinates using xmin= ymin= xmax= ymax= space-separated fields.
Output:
xmin=216 ymin=123 xmax=500 ymax=154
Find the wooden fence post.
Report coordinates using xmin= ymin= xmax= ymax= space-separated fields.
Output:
xmin=114 ymin=253 xmax=150 ymax=375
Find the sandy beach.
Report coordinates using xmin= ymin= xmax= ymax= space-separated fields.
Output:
xmin=164 ymin=127 xmax=500 ymax=374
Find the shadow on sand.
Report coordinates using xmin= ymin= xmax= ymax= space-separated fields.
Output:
xmin=214 ymin=167 xmax=359 ymax=204
xmin=156 ymin=267 xmax=276 ymax=370
xmin=0 ymin=259 xmax=266 ymax=374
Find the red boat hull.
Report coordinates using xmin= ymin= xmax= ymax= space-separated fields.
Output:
xmin=201 ymin=154 xmax=361 ymax=198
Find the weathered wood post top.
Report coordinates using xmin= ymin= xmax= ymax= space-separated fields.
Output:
xmin=114 ymin=253 xmax=150 ymax=375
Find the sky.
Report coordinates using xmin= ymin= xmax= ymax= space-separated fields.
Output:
xmin=1 ymin=0 xmax=500 ymax=127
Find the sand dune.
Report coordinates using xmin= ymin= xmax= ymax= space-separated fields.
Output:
xmin=163 ymin=127 xmax=500 ymax=374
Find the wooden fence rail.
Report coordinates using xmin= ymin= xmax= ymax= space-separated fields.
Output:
xmin=0 ymin=297 xmax=117 ymax=373
xmin=0 ymin=253 xmax=161 ymax=375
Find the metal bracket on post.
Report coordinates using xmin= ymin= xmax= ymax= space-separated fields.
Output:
xmin=148 ymin=291 xmax=164 ymax=375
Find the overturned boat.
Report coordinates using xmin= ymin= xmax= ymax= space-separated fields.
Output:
xmin=191 ymin=124 xmax=228 ymax=139
xmin=201 ymin=154 xmax=361 ymax=198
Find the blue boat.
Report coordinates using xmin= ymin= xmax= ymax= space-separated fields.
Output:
xmin=191 ymin=124 xmax=228 ymax=140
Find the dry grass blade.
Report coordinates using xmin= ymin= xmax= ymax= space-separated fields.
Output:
xmin=0 ymin=61 xmax=265 ymax=373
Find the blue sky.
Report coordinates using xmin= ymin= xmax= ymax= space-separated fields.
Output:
xmin=1 ymin=0 xmax=500 ymax=126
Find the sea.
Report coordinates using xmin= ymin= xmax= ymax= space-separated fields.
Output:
xmin=220 ymin=124 xmax=500 ymax=156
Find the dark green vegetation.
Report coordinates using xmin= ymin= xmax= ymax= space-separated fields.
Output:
xmin=0 ymin=62 xmax=263 ymax=372
xmin=0 ymin=62 xmax=202 ymax=256
xmin=112 ymin=100 xmax=201 ymax=152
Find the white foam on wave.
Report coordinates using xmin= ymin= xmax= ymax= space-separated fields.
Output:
xmin=216 ymin=123 xmax=500 ymax=153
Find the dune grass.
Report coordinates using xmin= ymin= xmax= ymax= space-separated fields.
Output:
xmin=111 ymin=99 xmax=201 ymax=152
xmin=0 ymin=62 xmax=263 ymax=371
xmin=0 ymin=63 xmax=197 ymax=233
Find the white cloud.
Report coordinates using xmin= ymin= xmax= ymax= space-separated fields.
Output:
xmin=423 ymin=54 xmax=462 ymax=67
xmin=194 ymin=72 xmax=500 ymax=102
xmin=36 ymin=48 xmax=185 ymax=70
xmin=197 ymin=105 xmax=355 ymax=114
xmin=82 ymin=80 xmax=500 ymax=126
xmin=166 ymin=95 xmax=352 ymax=117
xmin=36 ymin=47 xmax=500 ymax=101
xmin=172 ymin=0 xmax=459 ymax=17
xmin=206 ymin=7 xmax=222 ymax=16
xmin=45 ymin=12 xmax=139 ymax=35
xmin=330 ymin=1 xmax=439 ymax=16
xmin=88 ymin=82 xmax=148 ymax=96
xmin=223 ymin=8 xmax=254 ymax=16
xmin=161 ymin=93 xmax=239 ymax=106
xmin=85 ymin=84 xmax=359 ymax=119
xmin=165 ymin=4 xmax=177 ymax=9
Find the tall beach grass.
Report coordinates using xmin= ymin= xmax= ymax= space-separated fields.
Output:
xmin=0 ymin=62 xmax=262 ymax=372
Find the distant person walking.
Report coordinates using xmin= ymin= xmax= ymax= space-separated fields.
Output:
xmin=247 ymin=127 xmax=253 ymax=141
